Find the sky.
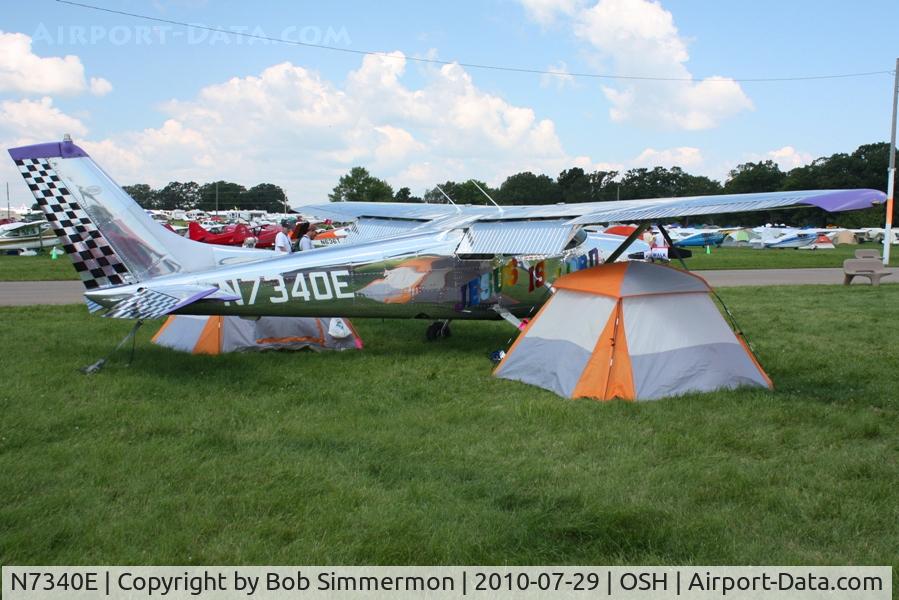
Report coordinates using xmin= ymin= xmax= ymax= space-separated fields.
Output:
xmin=1 ymin=0 xmax=898 ymax=208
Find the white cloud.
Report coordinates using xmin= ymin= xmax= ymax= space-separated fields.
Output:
xmin=523 ymin=0 xmax=753 ymax=130
xmin=89 ymin=77 xmax=113 ymax=96
xmin=0 ymin=31 xmax=111 ymax=96
xmin=0 ymin=97 xmax=88 ymax=140
xmin=74 ymin=54 xmax=588 ymax=203
xmin=634 ymin=146 xmax=703 ymax=168
xmin=766 ymin=145 xmax=812 ymax=171
xmin=519 ymin=0 xmax=584 ymax=25
xmin=0 ymin=97 xmax=90 ymax=205
xmin=594 ymin=160 xmax=626 ymax=172
xmin=540 ymin=62 xmax=576 ymax=89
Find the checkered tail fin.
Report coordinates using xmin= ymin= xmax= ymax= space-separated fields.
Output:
xmin=7 ymin=139 xmax=208 ymax=290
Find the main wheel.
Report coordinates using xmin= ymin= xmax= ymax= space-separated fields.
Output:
xmin=425 ymin=321 xmax=451 ymax=341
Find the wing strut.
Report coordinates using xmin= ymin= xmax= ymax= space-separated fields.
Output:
xmin=605 ymin=223 xmax=649 ymax=263
xmin=657 ymin=224 xmax=689 ymax=270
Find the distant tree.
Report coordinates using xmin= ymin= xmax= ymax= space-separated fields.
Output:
xmin=423 ymin=180 xmax=496 ymax=205
xmin=365 ymin=178 xmax=394 ymax=202
xmin=243 ymin=183 xmax=288 ymax=212
xmin=589 ymin=170 xmax=620 ymax=201
xmin=329 ymin=167 xmax=394 ymax=202
xmin=495 ymin=172 xmax=561 ymax=205
xmin=156 ymin=181 xmax=201 ymax=211
xmin=724 ymin=160 xmax=786 ymax=194
xmin=557 ymin=168 xmax=592 ymax=203
xmin=618 ymin=166 xmax=721 ymax=200
xmin=123 ymin=184 xmax=157 ymax=209
xmin=678 ymin=173 xmax=722 ymax=197
xmin=198 ymin=181 xmax=245 ymax=212
xmin=394 ymin=187 xmax=423 ymax=203
xmin=394 ymin=187 xmax=412 ymax=202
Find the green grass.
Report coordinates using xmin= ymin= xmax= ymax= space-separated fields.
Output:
xmin=682 ymin=242 xmax=897 ymax=270
xmin=1 ymin=285 xmax=897 ymax=568
xmin=0 ymin=254 xmax=78 ymax=281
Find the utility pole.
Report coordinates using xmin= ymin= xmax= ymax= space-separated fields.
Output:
xmin=884 ymin=58 xmax=898 ymax=265
xmin=215 ymin=181 xmax=219 ymax=216
xmin=6 ymin=182 xmax=9 ymax=219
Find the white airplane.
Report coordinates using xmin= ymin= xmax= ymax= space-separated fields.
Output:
xmin=6 ymin=138 xmax=887 ymax=337
xmin=751 ymin=226 xmax=820 ymax=249
xmin=0 ymin=219 xmax=59 ymax=252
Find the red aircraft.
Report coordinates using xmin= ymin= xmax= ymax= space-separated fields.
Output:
xmin=188 ymin=221 xmax=251 ymax=245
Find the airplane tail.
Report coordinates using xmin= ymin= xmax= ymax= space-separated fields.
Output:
xmin=8 ymin=138 xmax=262 ymax=290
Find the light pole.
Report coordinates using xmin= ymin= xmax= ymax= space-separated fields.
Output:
xmin=883 ymin=58 xmax=898 ymax=265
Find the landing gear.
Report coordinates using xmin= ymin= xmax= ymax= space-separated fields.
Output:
xmin=425 ymin=320 xmax=452 ymax=341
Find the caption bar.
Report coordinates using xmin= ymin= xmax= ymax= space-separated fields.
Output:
xmin=1 ymin=566 xmax=891 ymax=599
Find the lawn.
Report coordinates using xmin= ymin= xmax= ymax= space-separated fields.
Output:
xmin=1 ymin=243 xmax=895 ymax=283
xmin=0 ymin=285 xmax=897 ymax=569
xmin=680 ymin=242 xmax=897 ymax=270
xmin=0 ymin=254 xmax=78 ymax=281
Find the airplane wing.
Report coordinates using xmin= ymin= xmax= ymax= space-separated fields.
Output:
xmin=303 ymin=189 xmax=884 ymax=224
xmin=1 ymin=220 xmax=41 ymax=229
xmin=302 ymin=188 xmax=885 ymax=256
xmin=89 ymin=284 xmax=239 ymax=320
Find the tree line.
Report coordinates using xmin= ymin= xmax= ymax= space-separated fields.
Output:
xmin=122 ymin=181 xmax=289 ymax=213
xmin=328 ymin=142 xmax=895 ymax=227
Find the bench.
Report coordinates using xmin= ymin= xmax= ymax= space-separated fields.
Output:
xmin=854 ymin=249 xmax=881 ymax=259
xmin=843 ymin=258 xmax=893 ymax=286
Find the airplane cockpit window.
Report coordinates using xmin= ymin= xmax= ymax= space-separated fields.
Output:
xmin=563 ymin=228 xmax=587 ymax=251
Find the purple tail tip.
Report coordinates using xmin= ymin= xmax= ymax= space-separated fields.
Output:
xmin=8 ymin=139 xmax=89 ymax=161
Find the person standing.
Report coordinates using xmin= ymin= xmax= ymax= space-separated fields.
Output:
xmin=299 ymin=227 xmax=316 ymax=251
xmin=291 ymin=221 xmax=309 ymax=242
xmin=274 ymin=220 xmax=293 ymax=254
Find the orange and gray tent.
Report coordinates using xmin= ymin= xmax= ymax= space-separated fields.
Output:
xmin=494 ymin=261 xmax=771 ymax=400
xmin=152 ymin=315 xmax=362 ymax=354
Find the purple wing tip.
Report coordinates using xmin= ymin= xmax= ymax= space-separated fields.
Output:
xmin=8 ymin=139 xmax=89 ymax=161
xmin=803 ymin=189 xmax=887 ymax=212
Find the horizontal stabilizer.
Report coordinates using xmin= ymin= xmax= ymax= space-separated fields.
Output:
xmin=92 ymin=284 xmax=240 ymax=320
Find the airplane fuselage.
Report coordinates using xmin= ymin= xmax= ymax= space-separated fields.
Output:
xmin=88 ymin=229 xmax=637 ymax=321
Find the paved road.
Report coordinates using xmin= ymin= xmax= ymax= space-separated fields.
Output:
xmin=1 ymin=268 xmax=896 ymax=306
xmin=697 ymin=267 xmax=897 ymax=287
xmin=0 ymin=281 xmax=85 ymax=306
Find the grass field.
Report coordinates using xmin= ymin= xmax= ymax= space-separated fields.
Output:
xmin=1 ymin=285 xmax=897 ymax=569
xmin=0 ymin=254 xmax=78 ymax=281
xmin=1 ymin=243 xmax=895 ymax=282
xmin=678 ymin=242 xmax=897 ymax=270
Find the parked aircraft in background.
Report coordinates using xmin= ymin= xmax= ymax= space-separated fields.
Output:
xmin=0 ymin=220 xmax=58 ymax=252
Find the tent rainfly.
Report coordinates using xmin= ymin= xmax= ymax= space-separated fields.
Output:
xmin=152 ymin=315 xmax=362 ymax=354
xmin=494 ymin=261 xmax=771 ymax=401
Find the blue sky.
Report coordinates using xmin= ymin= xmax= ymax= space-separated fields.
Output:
xmin=2 ymin=0 xmax=897 ymax=206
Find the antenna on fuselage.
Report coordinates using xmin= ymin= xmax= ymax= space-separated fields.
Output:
xmin=435 ymin=185 xmax=462 ymax=213
xmin=470 ymin=180 xmax=503 ymax=214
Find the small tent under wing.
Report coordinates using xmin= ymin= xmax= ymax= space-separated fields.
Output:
xmin=152 ymin=315 xmax=362 ymax=354
xmin=494 ymin=262 xmax=771 ymax=401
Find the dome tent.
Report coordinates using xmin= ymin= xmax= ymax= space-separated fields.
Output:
xmin=152 ymin=315 xmax=362 ymax=354
xmin=494 ymin=262 xmax=771 ymax=401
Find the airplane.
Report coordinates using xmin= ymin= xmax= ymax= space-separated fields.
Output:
xmin=188 ymin=220 xmax=283 ymax=248
xmin=7 ymin=137 xmax=887 ymax=340
xmin=752 ymin=226 xmax=821 ymax=249
xmin=667 ymin=228 xmax=727 ymax=248
xmin=0 ymin=219 xmax=59 ymax=252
